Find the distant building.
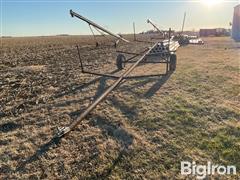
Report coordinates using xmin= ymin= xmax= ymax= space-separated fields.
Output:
xmin=232 ymin=4 xmax=240 ymax=41
xmin=199 ymin=29 xmax=217 ymax=37
xmin=182 ymin=31 xmax=199 ymax=36
xmin=199 ymin=28 xmax=230 ymax=37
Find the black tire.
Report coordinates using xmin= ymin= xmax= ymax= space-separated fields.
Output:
xmin=116 ymin=54 xmax=126 ymax=70
xmin=178 ymin=37 xmax=189 ymax=46
xmin=169 ymin=54 xmax=177 ymax=71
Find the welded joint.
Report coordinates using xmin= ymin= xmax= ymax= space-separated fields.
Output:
xmin=56 ymin=126 xmax=71 ymax=138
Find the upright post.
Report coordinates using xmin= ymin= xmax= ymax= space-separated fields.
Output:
xmin=181 ymin=12 xmax=186 ymax=34
xmin=133 ymin=22 xmax=136 ymax=41
xmin=168 ymin=28 xmax=171 ymax=43
xmin=167 ymin=28 xmax=171 ymax=72
xmin=76 ymin=45 xmax=84 ymax=72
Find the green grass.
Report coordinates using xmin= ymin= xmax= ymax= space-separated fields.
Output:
xmin=199 ymin=126 xmax=240 ymax=169
xmin=224 ymin=65 xmax=239 ymax=72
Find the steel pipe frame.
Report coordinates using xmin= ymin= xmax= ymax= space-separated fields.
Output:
xmin=121 ymin=40 xmax=178 ymax=74
xmin=116 ymin=50 xmax=142 ymax=56
xmin=117 ymin=48 xmax=150 ymax=64
xmin=77 ymin=43 xmax=174 ymax=82
xmin=77 ymin=46 xmax=149 ymax=79
xmin=135 ymin=39 xmax=154 ymax=43
xmin=77 ymin=45 xmax=170 ymax=78
xmin=82 ymin=71 xmax=170 ymax=80
xmin=56 ymin=43 xmax=159 ymax=137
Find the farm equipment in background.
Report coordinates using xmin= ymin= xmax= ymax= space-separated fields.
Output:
xmin=145 ymin=13 xmax=204 ymax=46
xmin=56 ymin=9 xmax=180 ymax=137
xmin=173 ymin=12 xmax=204 ymax=46
xmin=173 ymin=34 xmax=204 ymax=45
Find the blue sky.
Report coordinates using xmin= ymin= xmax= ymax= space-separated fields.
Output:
xmin=1 ymin=0 xmax=239 ymax=36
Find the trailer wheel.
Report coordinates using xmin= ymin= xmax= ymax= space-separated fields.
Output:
xmin=169 ymin=54 xmax=177 ymax=71
xmin=116 ymin=54 xmax=126 ymax=70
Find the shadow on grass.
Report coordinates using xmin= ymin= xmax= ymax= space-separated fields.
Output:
xmin=87 ymin=72 xmax=174 ymax=178
xmin=90 ymin=115 xmax=133 ymax=148
xmin=109 ymin=96 xmax=138 ymax=119
xmin=0 ymin=122 xmax=22 ymax=133
xmin=53 ymin=69 xmax=120 ymax=99
xmin=93 ymin=76 xmax=108 ymax=101
xmin=94 ymin=148 xmax=128 ymax=180
xmin=144 ymin=71 xmax=173 ymax=98
xmin=93 ymin=71 xmax=173 ymax=100
xmin=88 ymin=115 xmax=133 ymax=179
xmin=16 ymin=137 xmax=61 ymax=172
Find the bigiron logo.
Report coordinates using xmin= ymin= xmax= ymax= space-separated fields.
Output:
xmin=181 ymin=161 xmax=237 ymax=179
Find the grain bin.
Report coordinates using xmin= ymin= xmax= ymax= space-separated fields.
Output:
xmin=232 ymin=4 xmax=240 ymax=41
